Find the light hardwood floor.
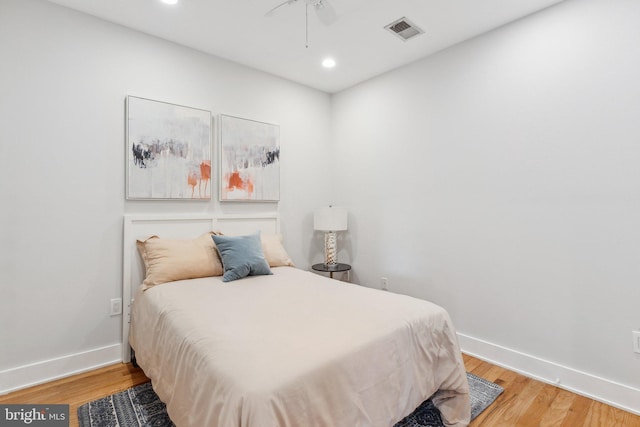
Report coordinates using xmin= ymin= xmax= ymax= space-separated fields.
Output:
xmin=1 ymin=355 xmax=638 ymax=427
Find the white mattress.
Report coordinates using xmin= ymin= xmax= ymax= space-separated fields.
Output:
xmin=130 ymin=267 xmax=470 ymax=427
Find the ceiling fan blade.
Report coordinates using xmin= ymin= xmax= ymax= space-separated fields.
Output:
xmin=314 ymin=0 xmax=337 ymax=25
xmin=265 ymin=0 xmax=299 ymax=17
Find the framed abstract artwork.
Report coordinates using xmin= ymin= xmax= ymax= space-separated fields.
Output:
xmin=126 ymin=96 xmax=212 ymax=200
xmin=219 ymin=114 xmax=280 ymax=202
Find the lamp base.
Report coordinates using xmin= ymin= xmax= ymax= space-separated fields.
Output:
xmin=324 ymin=231 xmax=337 ymax=265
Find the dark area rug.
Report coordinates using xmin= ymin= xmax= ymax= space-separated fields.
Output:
xmin=78 ymin=372 xmax=503 ymax=427
xmin=395 ymin=373 xmax=504 ymax=427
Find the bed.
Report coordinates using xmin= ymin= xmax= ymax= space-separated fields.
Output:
xmin=122 ymin=214 xmax=470 ymax=427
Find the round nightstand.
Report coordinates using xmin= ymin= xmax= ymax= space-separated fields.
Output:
xmin=312 ymin=263 xmax=351 ymax=281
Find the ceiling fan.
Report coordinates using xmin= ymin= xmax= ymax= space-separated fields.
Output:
xmin=266 ymin=0 xmax=338 ymax=27
xmin=265 ymin=0 xmax=337 ymax=47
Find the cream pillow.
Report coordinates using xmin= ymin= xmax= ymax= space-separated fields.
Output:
xmin=136 ymin=232 xmax=224 ymax=289
xmin=261 ymin=233 xmax=295 ymax=267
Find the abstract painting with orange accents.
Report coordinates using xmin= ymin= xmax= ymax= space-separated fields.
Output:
xmin=126 ymin=96 xmax=212 ymax=200
xmin=219 ymin=115 xmax=280 ymax=202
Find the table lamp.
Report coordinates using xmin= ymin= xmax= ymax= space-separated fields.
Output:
xmin=314 ymin=206 xmax=348 ymax=266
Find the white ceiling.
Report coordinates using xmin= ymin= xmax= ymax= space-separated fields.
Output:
xmin=46 ymin=0 xmax=565 ymax=93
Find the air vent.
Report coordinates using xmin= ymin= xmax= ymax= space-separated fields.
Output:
xmin=384 ymin=17 xmax=424 ymax=41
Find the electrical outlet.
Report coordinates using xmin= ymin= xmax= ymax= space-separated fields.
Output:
xmin=633 ymin=331 xmax=640 ymax=354
xmin=110 ymin=298 xmax=122 ymax=316
xmin=380 ymin=277 xmax=388 ymax=291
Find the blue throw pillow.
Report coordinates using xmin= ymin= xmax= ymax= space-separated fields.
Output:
xmin=212 ymin=232 xmax=273 ymax=282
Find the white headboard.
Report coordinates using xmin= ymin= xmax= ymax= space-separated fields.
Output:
xmin=122 ymin=213 xmax=279 ymax=362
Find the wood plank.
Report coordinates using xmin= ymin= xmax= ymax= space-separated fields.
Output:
xmin=539 ymin=387 xmax=576 ymax=427
xmin=518 ymin=383 xmax=560 ymax=427
xmin=583 ymin=400 xmax=640 ymax=427
xmin=559 ymin=390 xmax=593 ymax=427
xmin=0 ymin=363 xmax=149 ymax=427
xmin=462 ymin=354 xmax=484 ymax=372
xmin=464 ymin=357 xmax=640 ymax=427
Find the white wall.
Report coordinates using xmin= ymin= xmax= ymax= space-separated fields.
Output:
xmin=332 ymin=0 xmax=640 ymax=413
xmin=0 ymin=0 xmax=332 ymax=392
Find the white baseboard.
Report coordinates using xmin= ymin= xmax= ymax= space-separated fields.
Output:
xmin=0 ymin=344 xmax=122 ymax=395
xmin=457 ymin=333 xmax=640 ymax=416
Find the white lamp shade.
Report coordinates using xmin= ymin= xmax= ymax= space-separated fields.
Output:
xmin=314 ymin=206 xmax=348 ymax=231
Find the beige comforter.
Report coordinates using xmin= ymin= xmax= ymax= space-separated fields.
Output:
xmin=130 ymin=267 xmax=470 ymax=427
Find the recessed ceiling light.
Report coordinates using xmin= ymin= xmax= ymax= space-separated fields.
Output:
xmin=322 ymin=58 xmax=336 ymax=69
xmin=160 ymin=0 xmax=178 ymax=5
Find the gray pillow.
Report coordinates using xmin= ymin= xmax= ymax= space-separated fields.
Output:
xmin=212 ymin=232 xmax=273 ymax=282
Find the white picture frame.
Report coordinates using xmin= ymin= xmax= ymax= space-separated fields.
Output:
xmin=219 ymin=114 xmax=280 ymax=202
xmin=126 ymin=96 xmax=212 ymax=200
